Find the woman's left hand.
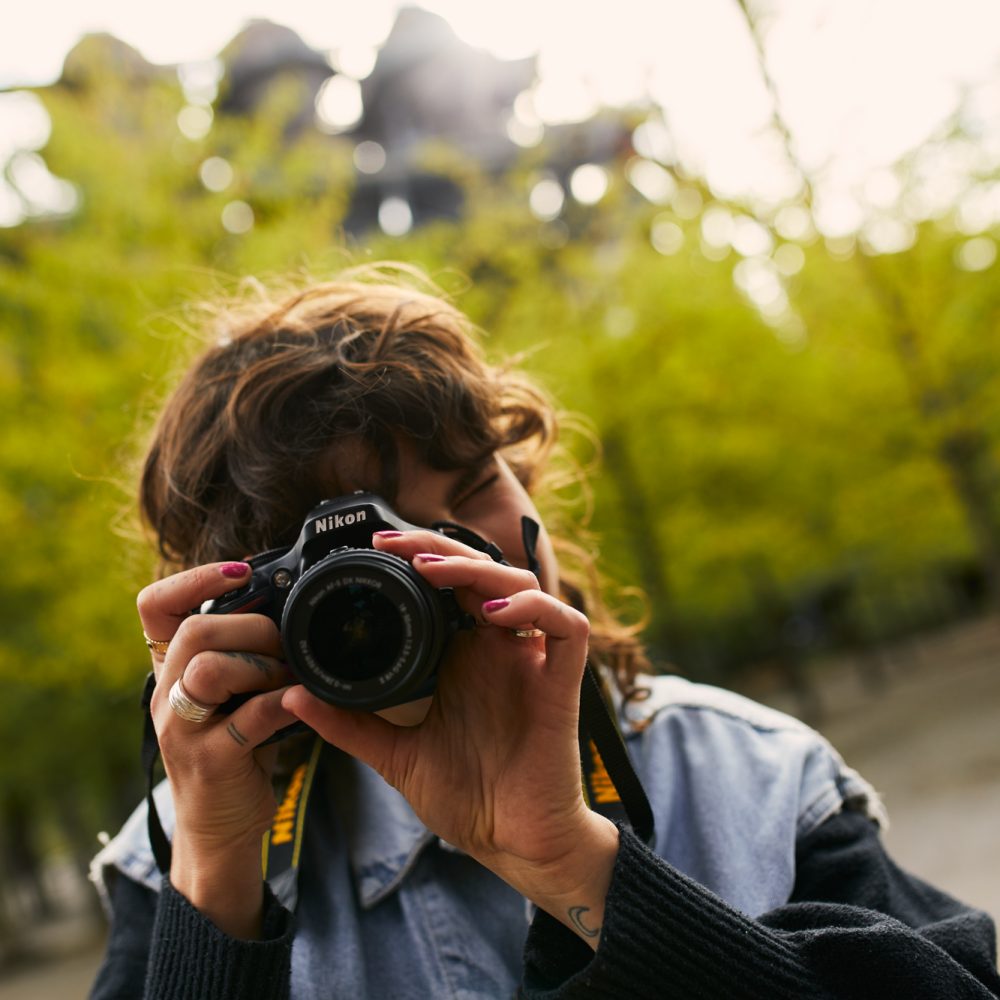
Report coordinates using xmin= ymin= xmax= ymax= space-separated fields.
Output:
xmin=281 ymin=530 xmax=619 ymax=943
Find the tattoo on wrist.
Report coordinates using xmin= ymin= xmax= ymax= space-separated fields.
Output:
xmin=568 ymin=905 xmax=600 ymax=939
xmin=226 ymin=722 xmax=249 ymax=747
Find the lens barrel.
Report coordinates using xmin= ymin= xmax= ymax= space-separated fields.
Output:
xmin=280 ymin=548 xmax=447 ymax=710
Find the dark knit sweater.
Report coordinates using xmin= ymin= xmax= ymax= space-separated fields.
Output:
xmin=91 ymin=809 xmax=999 ymax=999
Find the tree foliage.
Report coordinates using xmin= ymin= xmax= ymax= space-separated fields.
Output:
xmin=1 ymin=57 xmax=999 ymax=868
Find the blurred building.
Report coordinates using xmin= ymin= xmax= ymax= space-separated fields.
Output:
xmin=58 ymin=33 xmax=168 ymax=90
xmin=56 ymin=7 xmax=637 ymax=236
xmin=344 ymin=7 xmax=536 ymax=232
xmin=217 ymin=20 xmax=334 ymax=136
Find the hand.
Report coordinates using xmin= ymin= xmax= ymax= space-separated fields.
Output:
xmin=137 ymin=562 xmax=298 ymax=938
xmin=282 ymin=532 xmax=619 ymax=945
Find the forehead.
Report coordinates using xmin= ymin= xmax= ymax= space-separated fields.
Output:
xmin=319 ymin=435 xmax=483 ymax=506
xmin=318 ymin=437 xmax=384 ymax=497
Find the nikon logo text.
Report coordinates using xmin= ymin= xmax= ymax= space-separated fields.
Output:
xmin=315 ymin=510 xmax=367 ymax=533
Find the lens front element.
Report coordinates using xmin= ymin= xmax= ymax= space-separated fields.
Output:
xmin=281 ymin=549 xmax=446 ymax=710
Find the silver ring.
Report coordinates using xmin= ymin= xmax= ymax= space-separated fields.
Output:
xmin=144 ymin=632 xmax=171 ymax=655
xmin=511 ymin=628 xmax=545 ymax=639
xmin=167 ymin=677 xmax=217 ymax=724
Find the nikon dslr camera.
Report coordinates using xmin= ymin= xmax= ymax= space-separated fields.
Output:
xmin=202 ymin=493 xmax=473 ymax=711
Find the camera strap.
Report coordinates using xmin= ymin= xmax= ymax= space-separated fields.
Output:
xmin=578 ymin=661 xmax=655 ymax=844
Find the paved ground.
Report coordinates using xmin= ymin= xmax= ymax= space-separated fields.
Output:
xmin=2 ymin=616 xmax=998 ymax=997
xmin=799 ymin=616 xmax=1000 ymax=926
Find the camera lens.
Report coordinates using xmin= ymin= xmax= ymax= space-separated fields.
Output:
xmin=281 ymin=548 xmax=449 ymax=710
xmin=307 ymin=583 xmax=404 ymax=682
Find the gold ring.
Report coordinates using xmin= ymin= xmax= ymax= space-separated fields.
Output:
xmin=511 ymin=628 xmax=545 ymax=639
xmin=144 ymin=632 xmax=171 ymax=655
xmin=167 ymin=677 xmax=217 ymax=724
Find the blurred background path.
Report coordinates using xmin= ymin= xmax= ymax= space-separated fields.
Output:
xmin=1 ymin=615 xmax=997 ymax=999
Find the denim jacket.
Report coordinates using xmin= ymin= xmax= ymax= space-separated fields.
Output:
xmin=91 ymin=675 xmax=884 ymax=1000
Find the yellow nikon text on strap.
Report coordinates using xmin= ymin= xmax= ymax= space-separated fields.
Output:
xmin=261 ymin=736 xmax=323 ymax=882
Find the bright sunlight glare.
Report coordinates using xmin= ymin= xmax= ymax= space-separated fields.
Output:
xmin=1 ymin=0 xmax=999 ymax=207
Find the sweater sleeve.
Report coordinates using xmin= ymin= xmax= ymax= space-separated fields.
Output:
xmin=89 ymin=873 xmax=294 ymax=1000
xmin=519 ymin=809 xmax=1000 ymax=999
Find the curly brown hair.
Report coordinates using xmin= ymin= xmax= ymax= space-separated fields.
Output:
xmin=139 ymin=265 xmax=649 ymax=688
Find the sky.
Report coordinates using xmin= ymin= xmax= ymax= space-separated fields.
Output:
xmin=2 ymin=0 xmax=1000 ymax=217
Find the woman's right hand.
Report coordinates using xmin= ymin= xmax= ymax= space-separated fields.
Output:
xmin=137 ymin=561 xmax=298 ymax=938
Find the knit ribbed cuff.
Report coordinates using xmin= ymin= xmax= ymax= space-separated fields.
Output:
xmin=145 ymin=878 xmax=294 ymax=1000
xmin=522 ymin=826 xmax=818 ymax=999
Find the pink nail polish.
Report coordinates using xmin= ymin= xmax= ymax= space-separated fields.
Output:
xmin=482 ymin=598 xmax=510 ymax=613
xmin=220 ymin=561 xmax=250 ymax=578
xmin=414 ymin=553 xmax=446 ymax=562
xmin=374 ymin=530 xmax=403 ymax=538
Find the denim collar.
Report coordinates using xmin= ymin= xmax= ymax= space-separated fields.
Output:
xmin=331 ymin=750 xmax=438 ymax=908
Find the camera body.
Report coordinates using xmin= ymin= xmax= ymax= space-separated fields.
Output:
xmin=202 ymin=493 xmax=472 ymax=711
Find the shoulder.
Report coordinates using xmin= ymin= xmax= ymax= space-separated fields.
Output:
xmin=89 ymin=781 xmax=175 ymax=915
xmin=619 ymin=673 xmax=887 ymax=837
xmin=621 ymin=672 xmax=818 ymax=735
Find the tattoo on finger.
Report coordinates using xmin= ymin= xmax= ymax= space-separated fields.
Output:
xmin=223 ymin=650 xmax=273 ymax=677
xmin=226 ymin=722 xmax=249 ymax=747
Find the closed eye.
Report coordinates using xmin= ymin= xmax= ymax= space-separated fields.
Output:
xmin=454 ymin=471 xmax=500 ymax=509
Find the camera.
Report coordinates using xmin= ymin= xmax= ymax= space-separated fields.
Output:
xmin=202 ymin=493 xmax=474 ymax=711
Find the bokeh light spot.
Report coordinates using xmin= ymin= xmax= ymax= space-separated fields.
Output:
xmin=701 ymin=206 xmax=734 ymax=248
xmin=177 ymin=60 xmax=223 ymax=106
xmin=955 ymin=182 xmax=1000 ymax=235
xmin=199 ymin=156 xmax=233 ymax=192
xmin=955 ymin=237 xmax=996 ymax=271
xmin=177 ymin=105 xmax=212 ymax=141
xmin=506 ymin=115 xmax=544 ymax=148
xmin=825 ymin=235 xmax=856 ymax=260
xmin=861 ymin=216 xmax=916 ymax=255
xmin=221 ymin=200 xmax=254 ymax=234
xmin=315 ymin=76 xmax=363 ymax=133
xmin=773 ymin=242 xmax=806 ymax=276
xmin=529 ymin=178 xmax=564 ymax=221
xmin=353 ymin=141 xmax=386 ymax=174
xmin=814 ymin=192 xmax=864 ymax=238
xmin=731 ymin=216 xmax=774 ymax=257
xmin=632 ymin=120 xmax=673 ymax=164
xmin=733 ymin=257 xmax=784 ymax=309
xmin=378 ymin=196 xmax=413 ymax=236
xmin=651 ymin=215 xmax=684 ymax=255
xmin=508 ymin=92 xmax=545 ymax=147
xmin=672 ymin=187 xmax=702 ymax=220
xmin=625 ymin=158 xmax=675 ymax=204
xmin=774 ymin=204 xmax=814 ymax=242
xmin=8 ymin=152 xmax=77 ymax=216
xmin=0 ymin=91 xmax=51 ymax=160
xmin=569 ymin=164 xmax=608 ymax=205
xmin=330 ymin=45 xmax=378 ymax=80
xmin=0 ymin=181 xmax=24 ymax=228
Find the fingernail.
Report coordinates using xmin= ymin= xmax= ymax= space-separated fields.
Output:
xmin=220 ymin=562 xmax=251 ymax=578
xmin=414 ymin=552 xmax=446 ymax=563
xmin=374 ymin=530 xmax=403 ymax=539
xmin=482 ymin=598 xmax=510 ymax=613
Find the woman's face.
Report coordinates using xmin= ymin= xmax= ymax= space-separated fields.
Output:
xmin=394 ymin=444 xmax=560 ymax=597
xmin=326 ymin=437 xmax=560 ymax=596
xmin=322 ymin=439 xmax=560 ymax=725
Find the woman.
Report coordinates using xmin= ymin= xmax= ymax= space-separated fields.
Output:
xmin=91 ymin=268 xmax=1000 ymax=999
